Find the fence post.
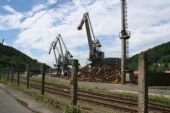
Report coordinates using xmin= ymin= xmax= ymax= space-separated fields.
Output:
xmin=7 ymin=71 xmax=9 ymax=81
xmin=26 ymin=64 xmax=30 ymax=89
xmin=3 ymin=70 xmax=6 ymax=80
xmin=138 ymin=52 xmax=148 ymax=113
xmin=5 ymin=69 xmax=7 ymax=81
xmin=41 ymin=64 xmax=46 ymax=95
xmin=17 ymin=70 xmax=20 ymax=86
xmin=70 ymin=59 xmax=78 ymax=106
xmin=11 ymin=68 xmax=14 ymax=83
xmin=0 ymin=69 xmax=1 ymax=80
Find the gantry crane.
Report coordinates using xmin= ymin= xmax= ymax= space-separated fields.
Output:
xmin=78 ymin=12 xmax=104 ymax=66
xmin=49 ymin=34 xmax=73 ymax=76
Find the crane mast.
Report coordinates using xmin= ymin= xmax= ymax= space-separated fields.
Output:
xmin=120 ymin=0 xmax=130 ymax=84
xmin=49 ymin=34 xmax=73 ymax=76
xmin=78 ymin=12 xmax=104 ymax=65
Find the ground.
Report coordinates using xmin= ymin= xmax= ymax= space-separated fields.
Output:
xmin=0 ymin=83 xmax=61 ymax=113
xmin=0 ymin=86 xmax=33 ymax=113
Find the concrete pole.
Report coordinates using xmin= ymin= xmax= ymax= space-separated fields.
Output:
xmin=17 ymin=70 xmax=20 ymax=86
xmin=26 ymin=64 xmax=30 ymax=89
xmin=0 ymin=69 xmax=1 ymax=80
xmin=70 ymin=59 xmax=78 ymax=106
xmin=120 ymin=0 xmax=127 ymax=84
xmin=138 ymin=52 xmax=148 ymax=113
xmin=11 ymin=68 xmax=14 ymax=83
xmin=41 ymin=64 xmax=45 ymax=95
xmin=121 ymin=39 xmax=126 ymax=84
xmin=7 ymin=72 xmax=9 ymax=81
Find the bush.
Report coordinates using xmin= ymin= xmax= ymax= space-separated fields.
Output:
xmin=63 ymin=105 xmax=80 ymax=113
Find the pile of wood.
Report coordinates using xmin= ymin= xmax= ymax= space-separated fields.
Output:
xmin=78 ymin=64 xmax=121 ymax=82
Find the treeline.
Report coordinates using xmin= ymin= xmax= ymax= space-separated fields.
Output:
xmin=128 ymin=41 xmax=170 ymax=72
xmin=0 ymin=43 xmax=37 ymax=69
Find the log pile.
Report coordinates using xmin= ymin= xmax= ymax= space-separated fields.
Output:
xmin=78 ymin=64 xmax=121 ymax=82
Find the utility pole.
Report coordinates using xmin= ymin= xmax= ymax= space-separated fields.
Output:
xmin=120 ymin=0 xmax=130 ymax=84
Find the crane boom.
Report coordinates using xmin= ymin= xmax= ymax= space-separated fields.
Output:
xmin=78 ymin=12 xmax=94 ymax=52
xmin=78 ymin=12 xmax=104 ymax=65
xmin=49 ymin=41 xmax=61 ymax=67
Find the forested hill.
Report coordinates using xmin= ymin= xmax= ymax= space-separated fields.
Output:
xmin=128 ymin=41 xmax=170 ymax=72
xmin=0 ymin=43 xmax=38 ymax=68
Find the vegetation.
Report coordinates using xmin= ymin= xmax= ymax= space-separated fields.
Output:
xmin=101 ymin=57 xmax=120 ymax=65
xmin=64 ymin=105 xmax=80 ymax=113
xmin=0 ymin=43 xmax=38 ymax=69
xmin=128 ymin=41 xmax=170 ymax=72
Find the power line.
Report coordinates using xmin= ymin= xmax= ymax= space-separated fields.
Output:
xmin=3 ymin=1 xmax=59 ymax=42
xmin=23 ymin=2 xmax=58 ymax=30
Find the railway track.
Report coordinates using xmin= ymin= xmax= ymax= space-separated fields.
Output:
xmin=16 ymin=78 xmax=170 ymax=113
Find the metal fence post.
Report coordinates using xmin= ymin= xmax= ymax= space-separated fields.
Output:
xmin=26 ymin=64 xmax=30 ymax=89
xmin=11 ymin=68 xmax=14 ymax=83
xmin=17 ymin=70 xmax=20 ymax=86
xmin=138 ymin=52 xmax=148 ymax=113
xmin=70 ymin=59 xmax=78 ymax=106
xmin=41 ymin=64 xmax=45 ymax=95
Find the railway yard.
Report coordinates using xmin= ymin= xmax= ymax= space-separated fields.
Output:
xmin=3 ymin=75 xmax=168 ymax=113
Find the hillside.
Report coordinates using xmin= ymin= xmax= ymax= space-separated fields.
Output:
xmin=0 ymin=43 xmax=38 ymax=69
xmin=128 ymin=41 xmax=170 ymax=72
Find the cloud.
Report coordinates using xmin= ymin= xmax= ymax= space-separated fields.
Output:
xmin=2 ymin=5 xmax=18 ymax=14
xmin=0 ymin=0 xmax=170 ymax=67
xmin=0 ymin=5 xmax=25 ymax=30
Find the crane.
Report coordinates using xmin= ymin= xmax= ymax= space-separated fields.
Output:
xmin=78 ymin=12 xmax=104 ymax=66
xmin=49 ymin=41 xmax=62 ymax=75
xmin=49 ymin=41 xmax=62 ymax=68
xmin=49 ymin=34 xmax=73 ymax=76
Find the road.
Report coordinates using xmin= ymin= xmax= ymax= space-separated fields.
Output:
xmin=0 ymin=88 xmax=33 ymax=113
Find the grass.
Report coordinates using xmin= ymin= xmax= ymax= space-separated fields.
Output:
xmin=28 ymin=76 xmax=170 ymax=106
xmin=1 ymin=75 xmax=170 ymax=113
xmin=31 ymin=76 xmax=66 ymax=85
xmin=0 ymin=78 xmax=8 ymax=84
xmin=79 ymin=84 xmax=170 ymax=106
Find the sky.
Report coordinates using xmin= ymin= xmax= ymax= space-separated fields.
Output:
xmin=0 ymin=0 xmax=170 ymax=67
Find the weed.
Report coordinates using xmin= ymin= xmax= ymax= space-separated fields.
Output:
xmin=63 ymin=105 xmax=80 ymax=113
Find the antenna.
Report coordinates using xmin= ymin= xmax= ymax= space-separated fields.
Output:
xmin=120 ymin=0 xmax=130 ymax=84
xmin=1 ymin=38 xmax=4 ymax=45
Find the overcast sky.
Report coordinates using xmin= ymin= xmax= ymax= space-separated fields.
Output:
xmin=0 ymin=0 xmax=170 ymax=66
